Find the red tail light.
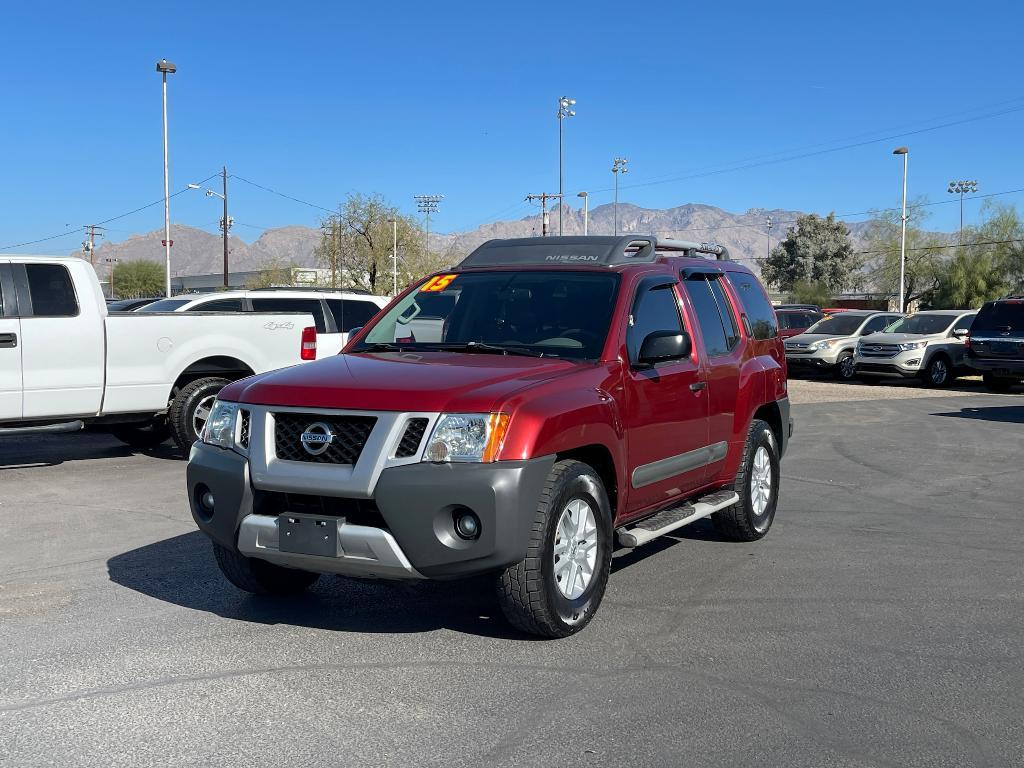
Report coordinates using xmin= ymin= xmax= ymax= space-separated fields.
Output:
xmin=963 ymin=335 xmax=971 ymax=349
xmin=301 ymin=326 xmax=317 ymax=360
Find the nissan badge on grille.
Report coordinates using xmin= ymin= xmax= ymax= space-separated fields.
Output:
xmin=300 ymin=422 xmax=335 ymax=456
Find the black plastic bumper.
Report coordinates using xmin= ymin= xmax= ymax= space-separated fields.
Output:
xmin=967 ymin=356 xmax=1024 ymax=375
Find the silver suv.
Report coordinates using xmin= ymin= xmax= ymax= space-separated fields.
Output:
xmin=785 ymin=310 xmax=904 ymax=380
xmin=854 ymin=309 xmax=976 ymax=387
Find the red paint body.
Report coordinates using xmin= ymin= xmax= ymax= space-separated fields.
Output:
xmin=220 ymin=258 xmax=788 ymax=526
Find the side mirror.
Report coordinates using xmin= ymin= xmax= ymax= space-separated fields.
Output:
xmin=637 ymin=330 xmax=691 ymax=366
xmin=347 ymin=326 xmax=363 ymax=338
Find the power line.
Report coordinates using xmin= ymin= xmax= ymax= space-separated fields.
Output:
xmin=230 ymin=174 xmax=336 ymax=214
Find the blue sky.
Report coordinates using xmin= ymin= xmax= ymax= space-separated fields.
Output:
xmin=2 ymin=0 xmax=1023 ymax=253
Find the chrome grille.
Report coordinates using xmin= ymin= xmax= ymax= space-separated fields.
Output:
xmin=858 ymin=344 xmax=900 ymax=358
xmin=395 ymin=418 xmax=429 ymax=458
xmin=273 ymin=412 xmax=377 ymax=465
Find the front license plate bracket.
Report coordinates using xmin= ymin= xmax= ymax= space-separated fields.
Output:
xmin=278 ymin=513 xmax=341 ymax=557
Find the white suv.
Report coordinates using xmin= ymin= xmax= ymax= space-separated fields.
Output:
xmin=139 ymin=289 xmax=389 ymax=356
xmin=854 ymin=309 xmax=976 ymax=387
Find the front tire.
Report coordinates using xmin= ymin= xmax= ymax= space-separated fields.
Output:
xmin=922 ymin=355 xmax=951 ymax=388
xmin=168 ymin=377 xmax=231 ymax=452
xmin=712 ymin=419 xmax=780 ymax=542
xmin=835 ymin=352 xmax=857 ymax=381
xmin=213 ymin=542 xmax=320 ymax=595
xmin=497 ymin=459 xmax=613 ymax=638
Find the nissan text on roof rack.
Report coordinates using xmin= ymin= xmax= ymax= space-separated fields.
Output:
xmin=186 ymin=235 xmax=793 ymax=637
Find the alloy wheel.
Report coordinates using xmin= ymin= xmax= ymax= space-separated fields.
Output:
xmin=750 ymin=445 xmax=773 ymax=529
xmin=192 ymin=394 xmax=218 ymax=440
xmin=553 ymin=498 xmax=598 ymax=600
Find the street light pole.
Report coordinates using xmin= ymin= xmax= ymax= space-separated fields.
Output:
xmin=557 ymin=97 xmax=576 ymax=236
xmin=893 ymin=147 xmax=909 ymax=313
xmin=766 ymin=215 xmax=773 ymax=261
xmin=156 ymin=59 xmax=176 ymax=298
xmin=577 ymin=191 xmax=589 ymax=235
xmin=947 ymin=180 xmax=978 ymax=245
xmin=612 ymin=157 xmax=628 ymax=235
xmin=221 ymin=166 xmax=229 ymax=287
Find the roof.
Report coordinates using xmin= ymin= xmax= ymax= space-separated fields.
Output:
xmin=457 ymin=235 xmax=730 ymax=269
xmin=911 ymin=309 xmax=975 ymax=316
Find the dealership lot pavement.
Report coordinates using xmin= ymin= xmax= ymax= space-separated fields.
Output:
xmin=1 ymin=380 xmax=1022 ymax=767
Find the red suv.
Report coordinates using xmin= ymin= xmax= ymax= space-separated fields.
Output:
xmin=187 ymin=236 xmax=793 ymax=637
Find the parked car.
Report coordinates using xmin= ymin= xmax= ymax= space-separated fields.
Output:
xmin=785 ymin=309 xmax=904 ymax=380
xmin=139 ymin=288 xmax=388 ymax=356
xmin=775 ymin=308 xmax=823 ymax=339
xmin=821 ymin=307 xmax=852 ymax=314
xmin=187 ymin=235 xmax=793 ymax=638
xmin=106 ymin=296 xmax=161 ymax=311
xmin=853 ymin=310 xmax=976 ymax=387
xmin=966 ymin=296 xmax=1024 ymax=392
xmin=0 ymin=256 xmax=317 ymax=451
xmin=775 ymin=303 xmax=821 ymax=313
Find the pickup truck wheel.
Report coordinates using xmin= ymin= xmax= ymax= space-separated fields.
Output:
xmin=212 ymin=542 xmax=320 ymax=595
xmin=109 ymin=418 xmax=170 ymax=449
xmin=497 ymin=459 xmax=612 ymax=638
xmin=168 ymin=377 xmax=231 ymax=452
xmin=835 ymin=352 xmax=857 ymax=381
xmin=712 ymin=419 xmax=780 ymax=542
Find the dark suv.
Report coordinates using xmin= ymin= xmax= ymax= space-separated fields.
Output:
xmin=966 ymin=297 xmax=1024 ymax=391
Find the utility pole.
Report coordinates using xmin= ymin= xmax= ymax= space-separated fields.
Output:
xmin=414 ymin=195 xmax=444 ymax=256
xmin=557 ymin=96 xmax=576 ymax=236
xmin=947 ymin=180 xmax=978 ymax=245
xmin=221 ymin=166 xmax=229 ymax=287
xmin=105 ymin=257 xmax=121 ymax=298
xmin=526 ymin=193 xmax=561 ymax=236
xmin=765 ymin=215 xmax=773 ymax=261
xmin=82 ymin=224 xmax=105 ymax=267
xmin=612 ymin=157 xmax=629 ymax=235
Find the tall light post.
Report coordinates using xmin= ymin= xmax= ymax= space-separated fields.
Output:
xmin=766 ymin=215 xmax=773 ymax=261
xmin=557 ymin=96 xmax=576 ymax=236
xmin=188 ymin=166 xmax=232 ymax=287
xmin=387 ymin=217 xmax=398 ymax=296
xmin=577 ymin=191 xmax=589 ymax=235
xmin=893 ymin=147 xmax=909 ymax=313
xmin=947 ymin=179 xmax=978 ymax=244
xmin=414 ymin=194 xmax=443 ymax=255
xmin=612 ymin=157 xmax=628 ymax=235
xmin=156 ymin=59 xmax=176 ymax=297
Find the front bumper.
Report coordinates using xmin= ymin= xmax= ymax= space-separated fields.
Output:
xmin=187 ymin=443 xmax=555 ymax=580
xmin=854 ymin=353 xmax=924 ymax=378
xmin=785 ymin=349 xmax=842 ymax=369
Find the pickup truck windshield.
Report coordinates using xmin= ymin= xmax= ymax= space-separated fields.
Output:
xmin=884 ymin=314 xmax=959 ymax=335
xmin=805 ymin=313 xmax=866 ymax=335
xmin=357 ymin=271 xmax=620 ymax=360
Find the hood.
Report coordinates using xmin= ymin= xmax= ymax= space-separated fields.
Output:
xmin=857 ymin=332 xmax=936 ymax=345
xmin=221 ymin=351 xmax=581 ymax=413
xmin=785 ymin=332 xmax=853 ymax=344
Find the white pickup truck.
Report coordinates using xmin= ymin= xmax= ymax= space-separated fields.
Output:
xmin=0 ymin=255 xmax=317 ymax=452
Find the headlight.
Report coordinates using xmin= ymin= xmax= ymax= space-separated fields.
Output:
xmin=809 ymin=339 xmax=836 ymax=351
xmin=202 ymin=400 xmax=239 ymax=449
xmin=423 ymin=413 xmax=510 ymax=463
xmin=899 ymin=341 xmax=927 ymax=351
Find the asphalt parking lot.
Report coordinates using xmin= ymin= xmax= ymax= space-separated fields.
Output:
xmin=1 ymin=379 xmax=1022 ymax=767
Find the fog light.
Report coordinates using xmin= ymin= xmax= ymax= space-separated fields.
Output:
xmin=454 ymin=510 xmax=480 ymax=540
xmin=201 ymin=490 xmax=215 ymax=512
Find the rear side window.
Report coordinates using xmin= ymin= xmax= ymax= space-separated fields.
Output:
xmin=731 ymin=276 xmax=778 ymax=339
xmin=682 ymin=276 xmax=735 ymax=356
xmin=861 ymin=315 xmax=892 ymax=335
xmin=973 ymin=301 xmax=1024 ymax=336
xmin=187 ymin=298 xmax=244 ymax=312
xmin=25 ymin=264 xmax=78 ymax=317
xmin=326 ymin=299 xmax=380 ymax=332
xmin=627 ymin=284 xmax=684 ymax=361
xmin=251 ymin=298 xmax=327 ymax=332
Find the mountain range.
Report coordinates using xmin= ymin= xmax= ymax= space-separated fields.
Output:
xmin=76 ymin=202 xmax=886 ymax=280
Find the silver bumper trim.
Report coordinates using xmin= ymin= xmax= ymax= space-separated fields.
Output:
xmin=237 ymin=514 xmax=424 ymax=579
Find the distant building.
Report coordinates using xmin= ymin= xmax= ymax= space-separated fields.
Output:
xmin=171 ymin=267 xmax=332 ymax=294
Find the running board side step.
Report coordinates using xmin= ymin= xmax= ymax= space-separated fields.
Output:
xmin=0 ymin=420 xmax=84 ymax=437
xmin=616 ymin=490 xmax=739 ymax=548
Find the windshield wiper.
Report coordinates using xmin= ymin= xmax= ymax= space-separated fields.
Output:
xmin=350 ymin=342 xmax=406 ymax=353
xmin=435 ymin=341 xmax=547 ymax=358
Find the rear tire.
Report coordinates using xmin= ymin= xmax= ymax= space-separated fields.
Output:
xmin=712 ymin=419 xmax=780 ymax=542
xmin=497 ymin=459 xmax=613 ymax=638
xmin=983 ymin=373 xmax=1015 ymax=393
xmin=109 ymin=418 xmax=170 ymax=449
xmin=212 ymin=542 xmax=320 ymax=595
xmin=168 ymin=377 xmax=231 ymax=453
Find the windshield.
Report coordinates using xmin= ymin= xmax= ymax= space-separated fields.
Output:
xmin=804 ymin=313 xmax=866 ymax=336
xmin=884 ymin=314 xmax=961 ymax=335
xmin=356 ymin=270 xmax=620 ymax=360
xmin=973 ymin=301 xmax=1024 ymax=336
xmin=137 ymin=298 xmax=190 ymax=312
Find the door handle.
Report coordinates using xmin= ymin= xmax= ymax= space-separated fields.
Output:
xmin=0 ymin=333 xmax=16 ymax=349
xmin=689 ymin=381 xmax=706 ymax=392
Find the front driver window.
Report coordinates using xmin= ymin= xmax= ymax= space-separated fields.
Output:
xmin=627 ymin=284 xmax=683 ymax=362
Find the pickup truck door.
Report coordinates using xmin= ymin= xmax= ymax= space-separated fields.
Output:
xmin=15 ymin=262 xmax=104 ymax=418
xmin=622 ymin=275 xmax=710 ymax=514
xmin=0 ymin=262 xmax=23 ymax=420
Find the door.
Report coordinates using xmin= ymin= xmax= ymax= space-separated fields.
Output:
xmin=17 ymin=262 xmax=105 ymax=418
xmin=680 ymin=273 xmax=743 ymax=485
xmin=0 ymin=262 xmax=23 ymax=420
xmin=622 ymin=275 xmax=709 ymax=514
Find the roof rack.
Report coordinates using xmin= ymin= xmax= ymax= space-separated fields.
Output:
xmin=249 ymin=286 xmax=373 ymax=295
xmin=457 ymin=235 xmax=730 ymax=269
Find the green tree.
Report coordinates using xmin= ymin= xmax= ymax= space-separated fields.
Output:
xmin=863 ymin=198 xmax=945 ymax=309
xmin=930 ymin=249 xmax=1008 ymax=308
xmin=786 ymin=280 xmax=833 ymax=307
xmin=966 ymin=201 xmax=1024 ymax=294
xmin=244 ymin=258 xmax=297 ymax=288
xmin=315 ymin=193 xmax=436 ymax=294
xmin=111 ymin=260 xmax=164 ymax=298
xmin=761 ymin=213 xmax=858 ymax=293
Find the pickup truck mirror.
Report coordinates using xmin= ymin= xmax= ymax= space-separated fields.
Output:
xmin=636 ymin=330 xmax=691 ymax=366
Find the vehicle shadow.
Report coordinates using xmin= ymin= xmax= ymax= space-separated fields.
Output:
xmin=0 ymin=432 xmax=181 ymax=469
xmin=931 ymin=405 xmax=1024 ymax=424
xmin=106 ymin=531 xmax=529 ymax=640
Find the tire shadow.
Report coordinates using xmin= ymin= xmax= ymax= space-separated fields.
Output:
xmin=106 ymin=531 xmax=529 ymax=640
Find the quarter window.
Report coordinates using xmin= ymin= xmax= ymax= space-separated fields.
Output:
xmin=25 ymin=264 xmax=78 ymax=317
xmin=682 ymin=275 xmax=736 ymax=357
xmin=627 ymin=283 xmax=684 ymax=361
xmin=732 ymin=276 xmax=778 ymax=339
xmin=251 ymin=298 xmax=327 ymax=333
xmin=326 ymin=299 xmax=380 ymax=332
